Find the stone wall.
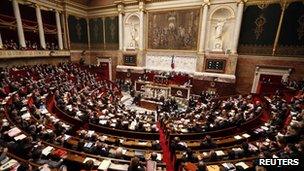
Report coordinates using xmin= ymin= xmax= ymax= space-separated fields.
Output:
xmin=236 ymin=55 xmax=304 ymax=94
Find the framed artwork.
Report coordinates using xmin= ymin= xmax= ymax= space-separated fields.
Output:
xmin=148 ymin=9 xmax=200 ymax=50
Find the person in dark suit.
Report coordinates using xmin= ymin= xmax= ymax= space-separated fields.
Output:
xmin=31 ymin=148 xmax=64 ymax=168
xmin=181 ymin=148 xmax=198 ymax=163
xmin=200 ymin=135 xmax=216 ymax=148
xmin=0 ymin=147 xmax=8 ymax=164
xmin=80 ymin=159 xmax=96 ymax=171
xmin=16 ymin=162 xmax=32 ymax=171
xmin=208 ymin=150 xmax=218 ymax=162
xmin=77 ymin=139 xmax=85 ymax=152
xmin=128 ymin=157 xmax=145 ymax=171
xmin=197 ymin=161 xmax=207 ymax=171
xmin=241 ymin=142 xmax=251 ymax=156
xmin=150 ymin=152 xmax=157 ymax=161
xmin=100 ymin=144 xmax=110 ymax=157
xmin=136 ymin=122 xmax=145 ymax=132
xmin=10 ymin=137 xmax=34 ymax=159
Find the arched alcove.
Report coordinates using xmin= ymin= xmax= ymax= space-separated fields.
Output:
xmin=124 ymin=13 xmax=140 ymax=50
xmin=208 ymin=6 xmax=235 ymax=52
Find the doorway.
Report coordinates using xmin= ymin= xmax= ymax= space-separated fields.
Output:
xmin=251 ymin=66 xmax=291 ymax=94
xmin=97 ymin=58 xmax=112 ymax=81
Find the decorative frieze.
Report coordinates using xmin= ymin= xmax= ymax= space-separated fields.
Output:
xmin=0 ymin=50 xmax=71 ymax=59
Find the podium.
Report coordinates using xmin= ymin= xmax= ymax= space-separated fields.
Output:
xmin=144 ymin=84 xmax=170 ymax=99
xmin=135 ymin=81 xmax=191 ymax=100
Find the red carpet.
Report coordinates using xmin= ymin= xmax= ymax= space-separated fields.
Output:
xmin=254 ymin=96 xmax=270 ymax=123
xmin=158 ymin=123 xmax=175 ymax=171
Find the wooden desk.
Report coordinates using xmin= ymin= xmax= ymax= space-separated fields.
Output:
xmin=139 ymin=99 xmax=161 ymax=110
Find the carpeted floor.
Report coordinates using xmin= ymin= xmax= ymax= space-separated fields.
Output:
xmin=158 ymin=123 xmax=175 ymax=171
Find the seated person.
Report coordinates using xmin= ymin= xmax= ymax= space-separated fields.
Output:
xmin=31 ymin=148 xmax=64 ymax=168
xmin=207 ymin=150 xmax=218 ymax=162
xmin=150 ymin=152 xmax=157 ymax=161
xmin=0 ymin=147 xmax=8 ymax=164
xmin=8 ymin=137 xmax=34 ymax=159
xmin=241 ymin=142 xmax=251 ymax=156
xmin=200 ymin=135 xmax=216 ymax=148
xmin=170 ymin=137 xmax=187 ymax=152
xmin=16 ymin=162 xmax=33 ymax=171
xmin=80 ymin=160 xmax=97 ymax=171
xmin=197 ymin=161 xmax=207 ymax=171
xmin=91 ymin=141 xmax=109 ymax=157
xmin=128 ymin=157 xmax=145 ymax=171
xmin=181 ymin=148 xmax=198 ymax=163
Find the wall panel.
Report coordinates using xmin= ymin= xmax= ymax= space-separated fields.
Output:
xmin=238 ymin=4 xmax=281 ymax=55
xmin=277 ymin=1 xmax=304 ymax=56
xmin=104 ymin=16 xmax=119 ymax=50
xmin=89 ymin=18 xmax=104 ymax=50
xmin=68 ymin=15 xmax=88 ymax=49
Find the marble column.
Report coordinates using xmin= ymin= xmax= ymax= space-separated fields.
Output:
xmin=231 ymin=0 xmax=244 ymax=54
xmin=61 ymin=13 xmax=67 ymax=49
xmin=86 ymin=18 xmax=90 ymax=51
xmin=12 ymin=0 xmax=26 ymax=48
xmin=118 ymin=4 xmax=124 ymax=51
xmin=55 ymin=11 xmax=63 ymax=50
xmin=198 ymin=2 xmax=209 ymax=53
xmin=36 ymin=5 xmax=46 ymax=49
xmin=138 ymin=1 xmax=145 ymax=50
xmin=0 ymin=33 xmax=3 ymax=49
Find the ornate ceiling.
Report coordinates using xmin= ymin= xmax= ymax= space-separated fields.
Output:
xmin=69 ymin=0 xmax=300 ymax=7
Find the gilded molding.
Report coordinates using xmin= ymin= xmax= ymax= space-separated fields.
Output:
xmin=21 ymin=0 xmax=64 ymax=11
xmin=202 ymin=0 xmax=211 ymax=6
xmin=138 ymin=1 xmax=146 ymax=12
xmin=117 ymin=4 xmax=125 ymax=14
xmin=245 ymin=0 xmax=299 ymax=6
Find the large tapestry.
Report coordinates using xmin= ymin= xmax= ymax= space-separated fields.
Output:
xmin=238 ymin=3 xmax=281 ymax=55
xmin=277 ymin=1 xmax=304 ymax=56
xmin=148 ymin=9 xmax=200 ymax=50
xmin=104 ymin=16 xmax=119 ymax=50
xmin=68 ymin=15 xmax=88 ymax=49
xmin=89 ymin=18 xmax=104 ymax=50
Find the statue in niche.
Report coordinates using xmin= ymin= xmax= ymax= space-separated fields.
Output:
xmin=213 ymin=18 xmax=227 ymax=51
xmin=129 ymin=22 xmax=138 ymax=48
xmin=214 ymin=19 xmax=227 ymax=40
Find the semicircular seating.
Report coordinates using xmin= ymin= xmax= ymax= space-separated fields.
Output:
xmin=0 ymin=63 xmax=303 ymax=171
